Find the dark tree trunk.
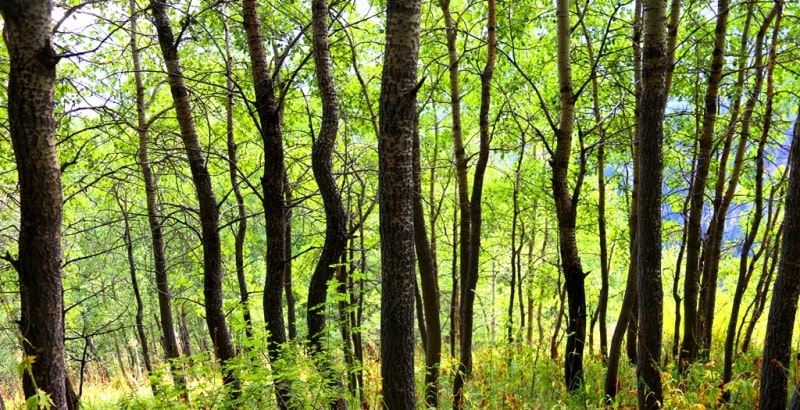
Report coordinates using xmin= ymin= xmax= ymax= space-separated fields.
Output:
xmin=759 ymin=105 xmax=799 ymax=410
xmin=697 ymin=3 xmax=778 ymax=356
xmin=223 ymin=14 xmax=253 ymax=342
xmin=241 ymin=0 xmax=292 ymax=407
xmin=550 ymin=0 xmax=586 ymax=392
xmin=636 ymin=0 xmax=668 ymax=406
xmin=117 ymin=200 xmax=154 ymax=395
xmin=680 ymin=0 xmax=729 ymax=370
xmin=285 ymin=181 xmax=297 ymax=341
xmin=0 ymin=1 xmax=67 ymax=407
xmin=378 ymin=0 xmax=422 ymax=406
xmin=723 ymin=2 xmax=778 ymax=392
xmin=150 ymin=0 xmax=238 ymax=394
xmin=130 ymin=0 xmax=187 ymax=397
xmin=604 ymin=1 xmax=641 ymax=400
xmin=413 ymin=119 xmax=442 ymax=407
xmin=307 ymin=0 xmax=347 ymax=358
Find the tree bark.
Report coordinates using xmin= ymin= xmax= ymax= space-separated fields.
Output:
xmin=413 ymin=98 xmax=442 ymax=407
xmin=453 ymin=1 xmax=496 ymax=405
xmin=550 ymin=0 xmax=587 ymax=392
xmin=117 ymin=199 xmax=155 ymax=396
xmin=679 ymin=0 xmax=729 ymax=370
xmin=130 ymin=0 xmax=187 ymax=398
xmin=636 ymin=0 xmax=668 ymax=406
xmin=378 ymin=0 xmax=422 ymax=406
xmin=759 ymin=105 xmax=800 ymax=410
xmin=150 ymin=0 xmax=238 ymax=394
xmin=604 ymin=0 xmax=641 ymax=399
xmin=723 ymin=0 xmax=778 ymax=392
xmin=223 ymin=12 xmax=253 ymax=343
xmin=0 ymin=1 xmax=67 ymax=407
xmin=241 ymin=1 xmax=293 ymax=407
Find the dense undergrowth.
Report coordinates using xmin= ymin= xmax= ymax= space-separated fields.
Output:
xmin=4 ymin=339 xmax=778 ymax=409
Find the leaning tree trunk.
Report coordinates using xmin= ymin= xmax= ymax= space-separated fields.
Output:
xmin=150 ymin=0 xmax=238 ymax=394
xmin=697 ymin=3 xmax=779 ymax=355
xmin=0 ymin=1 xmax=67 ymax=407
xmin=636 ymin=0 xmax=668 ymax=407
xmin=759 ymin=105 xmax=800 ymax=410
xmin=130 ymin=0 xmax=187 ymax=398
xmin=723 ymin=1 xmax=778 ymax=392
xmin=378 ymin=0 xmax=423 ymax=406
xmin=241 ymin=0 xmax=293 ymax=407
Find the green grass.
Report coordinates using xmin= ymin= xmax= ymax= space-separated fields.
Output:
xmin=5 ymin=339 xmax=780 ymax=409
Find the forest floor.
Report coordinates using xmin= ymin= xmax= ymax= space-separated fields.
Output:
xmin=3 ymin=342 xmax=774 ymax=409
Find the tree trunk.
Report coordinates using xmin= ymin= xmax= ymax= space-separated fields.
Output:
xmin=130 ymin=0 xmax=188 ymax=398
xmin=223 ymin=13 xmax=253 ymax=343
xmin=413 ymin=96 xmax=442 ymax=407
xmin=604 ymin=1 xmax=641 ymax=399
xmin=307 ymin=0 xmax=348 ymax=386
xmin=438 ymin=0 xmax=469 ymax=371
xmin=636 ymin=0 xmax=668 ymax=406
xmin=150 ymin=0 xmax=238 ymax=394
xmin=697 ymin=3 xmax=778 ymax=355
xmin=723 ymin=1 xmax=779 ymax=393
xmin=759 ymin=104 xmax=799 ymax=410
xmin=241 ymin=0 xmax=292 ymax=407
xmin=679 ymin=0 xmax=730 ymax=370
xmin=0 ymin=1 xmax=67 ymax=407
xmin=453 ymin=2 xmax=496 ymax=405
xmin=378 ymin=0 xmax=422 ymax=406
xmin=117 ymin=199 xmax=154 ymax=395
xmin=550 ymin=0 xmax=586 ymax=392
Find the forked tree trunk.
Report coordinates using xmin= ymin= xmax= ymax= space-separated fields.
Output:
xmin=117 ymin=199 xmax=154 ymax=395
xmin=0 ymin=1 xmax=67 ymax=407
xmin=150 ymin=0 xmax=238 ymax=394
xmin=241 ymin=0 xmax=293 ymax=407
xmin=453 ymin=1 xmax=496 ymax=405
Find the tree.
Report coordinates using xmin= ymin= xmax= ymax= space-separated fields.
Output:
xmin=550 ymin=0 xmax=587 ymax=391
xmin=0 ymin=0 xmax=67 ymax=407
xmin=636 ymin=0 xmax=668 ymax=406
xmin=378 ymin=0 xmax=423 ymax=405
xmin=759 ymin=107 xmax=799 ymax=410
xmin=241 ymin=0 xmax=293 ymax=406
xmin=150 ymin=0 xmax=238 ymax=393
xmin=129 ymin=0 xmax=187 ymax=397
xmin=307 ymin=0 xmax=347 ymax=356
xmin=679 ymin=0 xmax=728 ymax=370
